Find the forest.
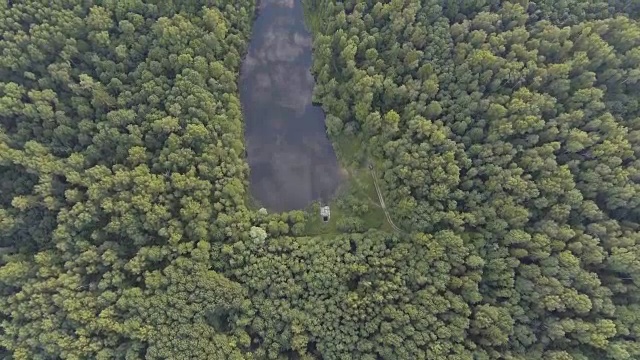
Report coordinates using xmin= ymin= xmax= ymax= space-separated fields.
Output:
xmin=1 ymin=0 xmax=640 ymax=359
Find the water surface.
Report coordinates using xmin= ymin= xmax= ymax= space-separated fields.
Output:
xmin=241 ymin=0 xmax=345 ymax=212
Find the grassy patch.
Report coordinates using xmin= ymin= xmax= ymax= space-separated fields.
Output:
xmin=346 ymin=166 xmax=392 ymax=232
xmin=244 ymin=131 xmax=395 ymax=236
xmin=298 ymin=128 xmax=403 ymax=236
xmin=332 ymin=133 xmax=368 ymax=167
xmin=301 ymin=0 xmax=324 ymax=34
xmin=243 ymin=191 xmax=263 ymax=211
xmin=303 ymin=201 xmax=340 ymax=236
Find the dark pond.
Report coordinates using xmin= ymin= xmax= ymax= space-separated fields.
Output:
xmin=240 ymin=0 xmax=345 ymax=212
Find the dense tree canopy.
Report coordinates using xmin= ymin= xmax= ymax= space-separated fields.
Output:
xmin=303 ymin=0 xmax=640 ymax=358
xmin=0 ymin=0 xmax=256 ymax=358
xmin=1 ymin=0 xmax=640 ymax=359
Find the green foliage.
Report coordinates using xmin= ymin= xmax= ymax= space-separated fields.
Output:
xmin=221 ymin=230 xmax=479 ymax=359
xmin=302 ymin=0 xmax=640 ymax=358
xmin=2 ymin=0 xmax=640 ymax=359
xmin=0 ymin=0 xmax=256 ymax=358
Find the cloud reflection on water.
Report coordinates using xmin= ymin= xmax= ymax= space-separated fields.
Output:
xmin=240 ymin=0 xmax=344 ymax=211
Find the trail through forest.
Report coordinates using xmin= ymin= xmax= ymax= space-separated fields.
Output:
xmin=3 ymin=1 xmax=640 ymax=359
xmin=369 ymin=165 xmax=403 ymax=233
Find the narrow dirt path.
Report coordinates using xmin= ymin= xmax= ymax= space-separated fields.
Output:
xmin=369 ymin=166 xmax=404 ymax=233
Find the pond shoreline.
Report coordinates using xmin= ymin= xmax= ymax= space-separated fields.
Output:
xmin=238 ymin=0 xmax=345 ymax=212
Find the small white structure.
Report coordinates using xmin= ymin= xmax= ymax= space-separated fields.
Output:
xmin=320 ymin=206 xmax=330 ymax=222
